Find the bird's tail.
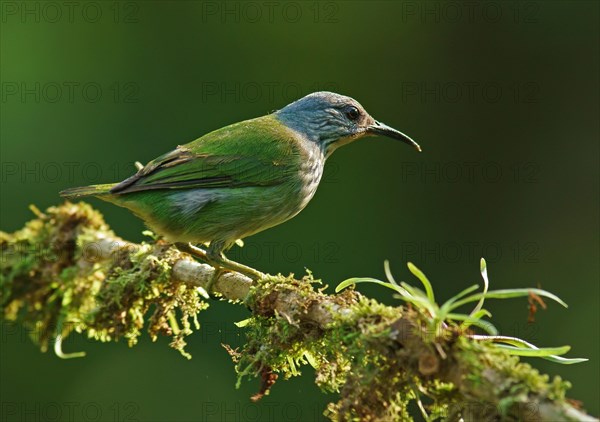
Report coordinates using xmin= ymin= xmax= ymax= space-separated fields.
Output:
xmin=59 ymin=183 xmax=117 ymax=199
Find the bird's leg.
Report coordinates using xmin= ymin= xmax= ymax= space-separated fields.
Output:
xmin=175 ymin=242 xmax=221 ymax=294
xmin=206 ymin=242 xmax=265 ymax=281
xmin=175 ymin=242 xmax=208 ymax=260
xmin=175 ymin=242 xmax=264 ymax=293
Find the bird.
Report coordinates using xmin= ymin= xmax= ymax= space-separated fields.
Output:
xmin=60 ymin=91 xmax=421 ymax=285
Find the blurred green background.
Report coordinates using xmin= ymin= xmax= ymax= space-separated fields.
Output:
xmin=1 ymin=1 xmax=598 ymax=420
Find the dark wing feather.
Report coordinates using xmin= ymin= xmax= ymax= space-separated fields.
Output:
xmin=110 ymin=146 xmax=294 ymax=195
xmin=110 ymin=148 xmax=196 ymax=193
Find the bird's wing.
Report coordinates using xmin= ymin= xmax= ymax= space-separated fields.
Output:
xmin=110 ymin=117 xmax=300 ymax=194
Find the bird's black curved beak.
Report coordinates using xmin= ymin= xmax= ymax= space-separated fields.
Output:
xmin=368 ymin=121 xmax=422 ymax=152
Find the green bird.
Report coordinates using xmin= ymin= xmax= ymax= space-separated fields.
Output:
xmin=60 ymin=92 xmax=421 ymax=284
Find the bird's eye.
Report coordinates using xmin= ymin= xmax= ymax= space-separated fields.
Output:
xmin=345 ymin=106 xmax=360 ymax=121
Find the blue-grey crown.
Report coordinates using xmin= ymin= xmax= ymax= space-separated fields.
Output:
xmin=275 ymin=91 xmax=365 ymax=148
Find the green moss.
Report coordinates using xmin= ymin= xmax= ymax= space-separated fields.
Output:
xmin=0 ymin=203 xmax=582 ymax=421
xmin=233 ymin=280 xmax=574 ymax=421
xmin=0 ymin=202 xmax=209 ymax=359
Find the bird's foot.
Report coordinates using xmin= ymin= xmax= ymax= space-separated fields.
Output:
xmin=175 ymin=242 xmax=265 ymax=291
xmin=206 ymin=248 xmax=265 ymax=281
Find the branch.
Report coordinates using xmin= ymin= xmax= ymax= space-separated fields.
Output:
xmin=0 ymin=203 xmax=596 ymax=421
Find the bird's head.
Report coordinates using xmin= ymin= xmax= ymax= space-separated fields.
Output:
xmin=275 ymin=91 xmax=421 ymax=157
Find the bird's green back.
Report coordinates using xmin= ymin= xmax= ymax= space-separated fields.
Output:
xmin=109 ymin=114 xmax=306 ymax=195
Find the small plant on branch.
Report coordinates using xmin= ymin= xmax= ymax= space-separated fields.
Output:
xmin=336 ymin=258 xmax=587 ymax=365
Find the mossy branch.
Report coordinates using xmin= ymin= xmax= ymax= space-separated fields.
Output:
xmin=0 ymin=203 xmax=596 ymax=421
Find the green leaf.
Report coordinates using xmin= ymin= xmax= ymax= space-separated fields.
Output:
xmin=335 ymin=277 xmax=391 ymax=293
xmin=495 ymin=344 xmax=571 ymax=357
xmin=400 ymin=282 xmax=427 ymax=299
xmin=470 ymin=334 xmax=540 ymax=348
xmin=470 ymin=257 xmax=489 ymax=317
xmin=335 ymin=277 xmax=438 ymax=316
xmin=447 ymin=311 xmax=498 ymax=335
xmin=439 ymin=284 xmax=479 ymax=320
xmin=336 ymin=277 xmax=411 ymax=298
xmin=470 ymin=335 xmax=588 ymax=364
xmin=468 ymin=308 xmax=492 ymax=320
xmin=448 ymin=288 xmax=567 ymax=312
xmin=407 ymin=262 xmax=435 ymax=303
xmin=383 ymin=260 xmax=399 ymax=286
xmin=398 ymin=282 xmax=438 ymax=316
xmin=540 ymin=355 xmax=589 ymax=365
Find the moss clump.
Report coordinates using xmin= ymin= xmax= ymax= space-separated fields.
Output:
xmin=232 ymin=274 xmax=354 ymax=393
xmin=454 ymin=337 xmax=572 ymax=419
xmin=87 ymin=242 xmax=209 ymax=358
xmin=231 ymin=275 xmax=447 ymax=420
xmin=1 ymin=203 xmax=110 ymax=351
xmin=0 ymin=202 xmax=209 ymax=358
xmin=232 ymin=277 xmax=573 ymax=421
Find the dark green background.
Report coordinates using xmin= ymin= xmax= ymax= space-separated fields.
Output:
xmin=1 ymin=1 xmax=598 ymax=420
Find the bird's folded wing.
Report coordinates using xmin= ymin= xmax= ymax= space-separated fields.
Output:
xmin=110 ymin=147 xmax=295 ymax=194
